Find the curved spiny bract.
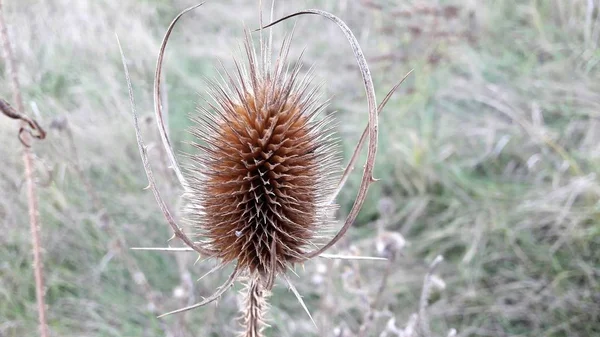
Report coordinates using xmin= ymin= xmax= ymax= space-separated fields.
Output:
xmin=186 ymin=33 xmax=339 ymax=286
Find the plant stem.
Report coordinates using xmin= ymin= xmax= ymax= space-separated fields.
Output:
xmin=241 ymin=278 xmax=269 ymax=337
xmin=0 ymin=2 xmax=49 ymax=337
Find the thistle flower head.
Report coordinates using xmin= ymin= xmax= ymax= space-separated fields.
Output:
xmin=186 ymin=33 xmax=339 ymax=283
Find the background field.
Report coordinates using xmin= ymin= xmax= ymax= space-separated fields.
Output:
xmin=1 ymin=0 xmax=599 ymax=336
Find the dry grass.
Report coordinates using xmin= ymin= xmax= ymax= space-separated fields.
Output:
xmin=1 ymin=0 xmax=599 ymax=336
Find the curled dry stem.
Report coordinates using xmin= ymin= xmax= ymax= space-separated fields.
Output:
xmin=117 ymin=35 xmax=214 ymax=257
xmin=0 ymin=1 xmax=48 ymax=337
xmin=0 ymin=98 xmax=46 ymax=147
xmin=154 ymin=3 xmax=206 ymax=190
xmin=261 ymin=9 xmax=379 ymax=259
xmin=329 ymin=70 xmax=413 ymax=205
xmin=119 ymin=29 xmax=242 ymax=320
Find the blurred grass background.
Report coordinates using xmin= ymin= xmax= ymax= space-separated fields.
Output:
xmin=1 ymin=0 xmax=599 ymax=336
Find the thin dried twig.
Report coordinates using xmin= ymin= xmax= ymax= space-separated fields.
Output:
xmin=130 ymin=247 xmax=387 ymax=261
xmin=357 ymin=253 xmax=397 ymax=337
xmin=329 ymin=70 xmax=413 ymax=205
xmin=152 ymin=79 xmax=196 ymax=332
xmin=417 ymin=255 xmax=444 ymax=337
xmin=0 ymin=98 xmax=46 ymax=147
xmin=157 ymin=264 xmax=241 ymax=318
xmin=261 ymin=9 xmax=380 ymax=259
xmin=154 ymin=3 xmax=205 ymax=190
xmin=120 ymin=32 xmax=242 ymax=319
xmin=117 ymin=34 xmax=214 ymax=257
xmin=0 ymin=2 xmax=48 ymax=337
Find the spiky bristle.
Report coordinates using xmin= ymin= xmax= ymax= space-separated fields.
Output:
xmin=186 ymin=32 xmax=339 ymax=283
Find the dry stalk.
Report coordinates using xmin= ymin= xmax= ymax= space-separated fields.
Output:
xmin=357 ymin=253 xmax=396 ymax=337
xmin=239 ymin=278 xmax=271 ymax=337
xmin=144 ymin=109 xmax=198 ymax=332
xmin=329 ymin=70 xmax=413 ymax=205
xmin=0 ymin=2 xmax=48 ymax=337
xmin=375 ymin=255 xmax=452 ymax=337
xmin=417 ymin=255 xmax=444 ymax=337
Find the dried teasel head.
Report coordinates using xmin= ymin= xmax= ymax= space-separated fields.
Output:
xmin=186 ymin=31 xmax=340 ymax=283
xmin=120 ymin=1 xmax=411 ymax=333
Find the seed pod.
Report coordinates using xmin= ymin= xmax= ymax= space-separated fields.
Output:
xmin=120 ymin=3 xmax=392 ymax=332
xmin=186 ymin=33 xmax=339 ymax=284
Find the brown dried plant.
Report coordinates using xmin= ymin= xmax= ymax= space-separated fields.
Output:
xmin=0 ymin=1 xmax=48 ymax=337
xmin=119 ymin=2 xmax=408 ymax=335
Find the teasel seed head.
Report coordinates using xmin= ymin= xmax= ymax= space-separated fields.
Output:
xmin=120 ymin=2 xmax=397 ymax=328
xmin=186 ymin=32 xmax=339 ymax=284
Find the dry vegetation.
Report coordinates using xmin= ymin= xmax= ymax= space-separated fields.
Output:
xmin=1 ymin=0 xmax=599 ymax=336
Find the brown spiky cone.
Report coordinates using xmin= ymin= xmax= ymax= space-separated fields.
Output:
xmin=187 ymin=31 xmax=339 ymax=285
xmin=121 ymin=3 xmax=393 ymax=335
xmin=184 ymin=31 xmax=339 ymax=334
